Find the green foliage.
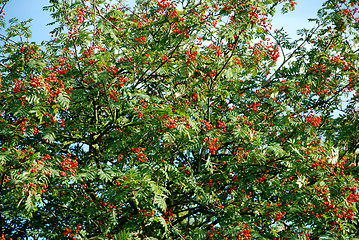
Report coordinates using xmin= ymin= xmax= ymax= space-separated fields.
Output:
xmin=1 ymin=0 xmax=359 ymax=239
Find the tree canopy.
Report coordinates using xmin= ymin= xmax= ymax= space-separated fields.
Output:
xmin=1 ymin=0 xmax=359 ymax=239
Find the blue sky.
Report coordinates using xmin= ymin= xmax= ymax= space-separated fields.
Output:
xmin=271 ymin=0 xmax=325 ymax=38
xmin=1 ymin=0 xmax=326 ymax=44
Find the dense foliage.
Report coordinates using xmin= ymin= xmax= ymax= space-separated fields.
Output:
xmin=1 ymin=0 xmax=359 ymax=239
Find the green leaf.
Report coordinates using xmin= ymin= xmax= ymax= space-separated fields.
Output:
xmin=57 ymin=92 xmax=70 ymax=109
xmin=43 ymin=131 xmax=56 ymax=143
